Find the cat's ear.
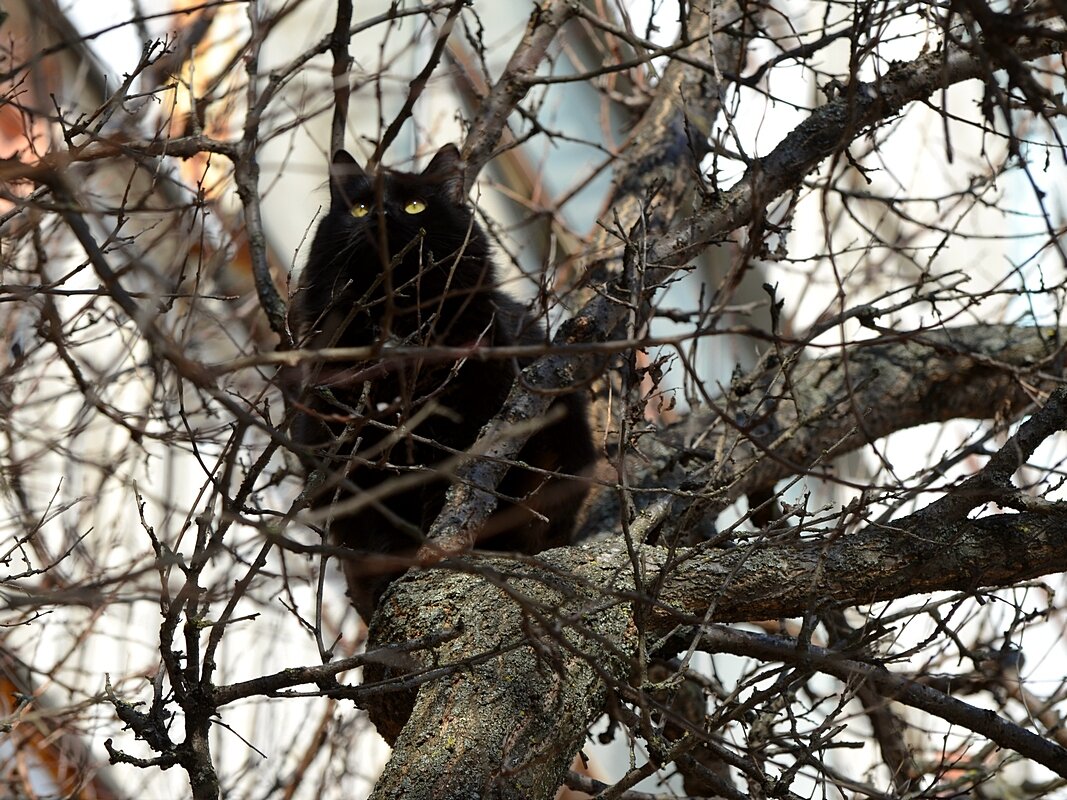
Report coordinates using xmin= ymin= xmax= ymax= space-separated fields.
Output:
xmin=329 ymin=150 xmax=366 ymax=204
xmin=422 ymin=144 xmax=466 ymax=203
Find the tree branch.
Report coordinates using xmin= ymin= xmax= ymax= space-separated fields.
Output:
xmin=425 ymin=9 xmax=1067 ymax=554
xmin=328 ymin=0 xmax=353 ymax=156
xmin=657 ymin=14 xmax=1067 ymax=266
xmin=617 ymin=323 xmax=1066 ymax=541
xmin=424 ymin=0 xmax=743 ymax=550
xmin=368 ymin=505 xmax=1067 ymax=797
xmin=461 ymin=0 xmax=578 ymax=187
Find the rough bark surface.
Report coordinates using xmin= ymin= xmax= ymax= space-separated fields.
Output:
xmin=365 ymin=552 xmax=641 ymax=799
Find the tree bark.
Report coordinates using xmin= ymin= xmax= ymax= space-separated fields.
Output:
xmin=367 ymin=508 xmax=1067 ymax=798
xmin=365 ymin=552 xmax=640 ymax=799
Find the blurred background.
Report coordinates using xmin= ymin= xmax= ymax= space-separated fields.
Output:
xmin=2 ymin=1 xmax=1065 ymax=797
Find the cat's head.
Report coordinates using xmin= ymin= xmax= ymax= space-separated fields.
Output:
xmin=326 ymin=143 xmax=488 ymax=271
xmin=305 ymin=144 xmax=495 ymax=341
xmin=330 ymin=143 xmax=465 ymax=212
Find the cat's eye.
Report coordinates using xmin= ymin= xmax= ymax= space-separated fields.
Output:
xmin=404 ymin=199 xmax=427 ymax=215
xmin=351 ymin=203 xmax=370 ymax=218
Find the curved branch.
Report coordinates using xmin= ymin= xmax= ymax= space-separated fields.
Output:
xmin=618 ymin=323 xmax=1067 ymax=538
xmin=426 ymin=11 xmax=1067 ymax=549
xmin=657 ymin=15 xmax=1067 ymax=265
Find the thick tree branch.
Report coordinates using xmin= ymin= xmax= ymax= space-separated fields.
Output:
xmin=368 ymin=507 xmax=1067 ymax=797
xmin=425 ymin=0 xmax=741 ymax=551
xmin=613 ymin=323 xmax=1066 ymax=541
xmin=367 ymin=548 xmax=640 ymax=800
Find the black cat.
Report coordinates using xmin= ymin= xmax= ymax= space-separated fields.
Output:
xmin=291 ymin=144 xmax=594 ymax=621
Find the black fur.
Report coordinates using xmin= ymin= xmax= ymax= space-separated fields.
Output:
xmin=291 ymin=144 xmax=595 ymax=620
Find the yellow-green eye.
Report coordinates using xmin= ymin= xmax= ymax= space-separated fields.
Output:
xmin=404 ymin=199 xmax=426 ymax=215
xmin=351 ymin=203 xmax=370 ymax=218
